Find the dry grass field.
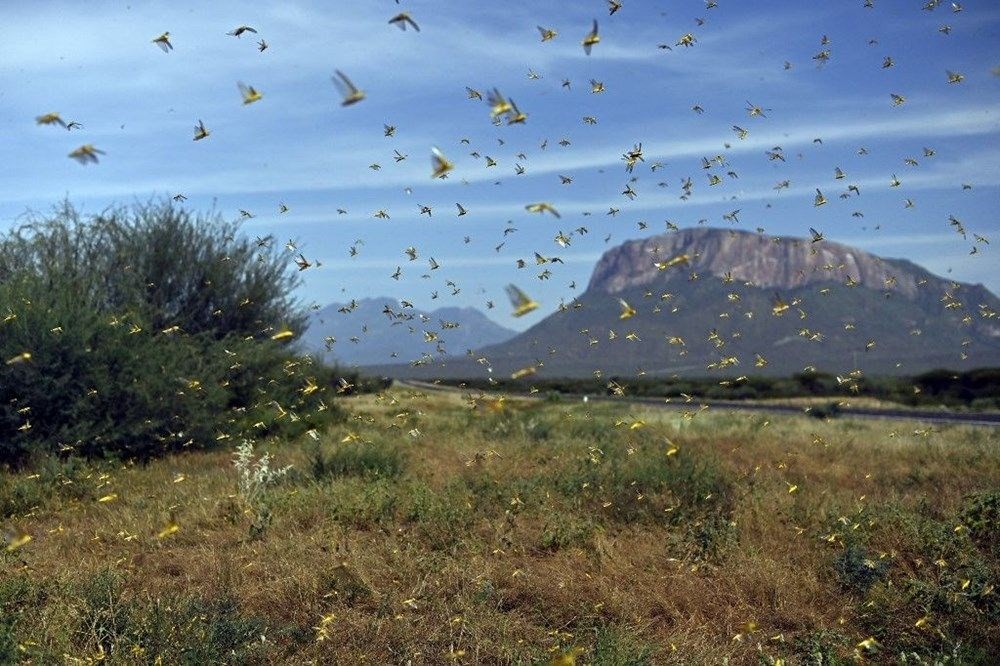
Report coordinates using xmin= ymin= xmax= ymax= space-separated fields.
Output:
xmin=2 ymin=388 xmax=998 ymax=664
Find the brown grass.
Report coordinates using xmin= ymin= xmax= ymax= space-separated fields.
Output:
xmin=2 ymin=388 xmax=997 ymax=664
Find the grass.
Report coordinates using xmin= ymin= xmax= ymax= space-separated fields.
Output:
xmin=1 ymin=387 xmax=998 ymax=664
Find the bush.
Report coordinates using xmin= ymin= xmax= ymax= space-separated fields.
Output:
xmin=540 ymin=512 xmax=596 ymax=551
xmin=309 ymin=440 xmax=407 ymax=480
xmin=0 ymin=574 xmax=47 ymax=663
xmin=590 ymin=626 xmax=656 ymax=665
xmin=960 ymin=491 xmax=1000 ymax=556
xmin=0 ymin=200 xmax=304 ymax=338
xmin=791 ymin=629 xmax=850 ymax=665
xmin=0 ymin=201 xmax=332 ymax=467
xmin=328 ymin=478 xmax=399 ymax=528
xmin=546 ymin=437 xmax=735 ymax=561
xmin=833 ymin=543 xmax=889 ymax=595
xmin=402 ymin=481 xmax=475 ymax=549
xmin=808 ymin=401 xmax=842 ymax=420
xmin=0 ymin=456 xmax=95 ymax=519
xmin=72 ymin=569 xmax=272 ymax=663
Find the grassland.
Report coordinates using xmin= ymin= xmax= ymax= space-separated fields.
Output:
xmin=2 ymin=388 xmax=998 ymax=664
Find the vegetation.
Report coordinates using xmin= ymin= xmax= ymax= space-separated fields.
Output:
xmin=0 ymin=201 xmax=342 ymax=468
xmin=2 ymin=203 xmax=996 ymax=663
xmin=2 ymin=389 xmax=996 ymax=663
xmin=443 ymin=367 xmax=1000 ymax=411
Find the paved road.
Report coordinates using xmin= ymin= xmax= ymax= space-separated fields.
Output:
xmin=395 ymin=380 xmax=1000 ymax=428
xmin=616 ymin=395 xmax=1000 ymax=427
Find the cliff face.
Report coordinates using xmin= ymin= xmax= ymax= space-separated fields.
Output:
xmin=362 ymin=229 xmax=1000 ymax=378
xmin=447 ymin=227 xmax=1000 ymax=378
xmin=587 ymin=228 xmax=928 ymax=298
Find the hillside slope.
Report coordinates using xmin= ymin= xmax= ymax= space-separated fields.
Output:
xmin=376 ymin=228 xmax=1000 ymax=379
xmin=301 ymin=297 xmax=516 ymax=368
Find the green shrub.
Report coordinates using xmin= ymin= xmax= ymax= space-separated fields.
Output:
xmin=0 ymin=200 xmax=333 ymax=467
xmin=72 ymin=568 xmax=272 ymax=663
xmin=833 ymin=543 xmax=889 ymax=595
xmin=543 ymin=438 xmax=735 ymax=562
xmin=693 ymin=513 xmax=738 ymax=560
xmin=959 ymin=491 xmax=1000 ymax=556
xmin=0 ymin=574 xmax=47 ymax=662
xmin=0 ymin=622 xmax=15 ymax=665
xmin=590 ymin=626 xmax=656 ymax=665
xmin=0 ymin=201 xmax=304 ymax=338
xmin=540 ymin=512 xmax=596 ymax=551
xmin=309 ymin=440 xmax=406 ymax=480
xmin=402 ymin=481 xmax=475 ymax=549
xmin=808 ymin=402 xmax=842 ymax=420
xmin=791 ymin=629 xmax=850 ymax=665
xmin=0 ymin=456 xmax=96 ymax=518
xmin=328 ymin=478 xmax=399 ymax=528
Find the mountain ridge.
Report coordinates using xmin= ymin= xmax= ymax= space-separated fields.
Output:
xmin=587 ymin=227 xmax=981 ymax=299
xmin=300 ymin=297 xmax=516 ymax=367
xmin=363 ymin=228 xmax=1000 ymax=378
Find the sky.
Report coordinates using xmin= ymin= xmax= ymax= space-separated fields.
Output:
xmin=2 ymin=0 xmax=998 ymax=332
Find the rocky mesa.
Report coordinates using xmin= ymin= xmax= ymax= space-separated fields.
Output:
xmin=381 ymin=228 xmax=1000 ymax=379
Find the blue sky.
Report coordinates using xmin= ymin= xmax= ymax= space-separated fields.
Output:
xmin=2 ymin=0 xmax=998 ymax=331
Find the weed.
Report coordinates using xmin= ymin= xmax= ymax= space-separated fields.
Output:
xmin=808 ymin=402 xmax=842 ymax=420
xmin=833 ymin=543 xmax=889 ymax=595
xmin=2 ymin=394 xmax=996 ymax=662
xmin=75 ymin=569 xmax=134 ymax=656
xmin=959 ymin=490 xmax=999 ymax=556
xmin=789 ymin=629 xmax=851 ymax=664
xmin=590 ymin=626 xmax=656 ymax=665
xmin=0 ymin=574 xmax=46 ymax=662
xmin=65 ymin=568 xmax=275 ymax=663
xmin=540 ymin=511 xmax=596 ymax=551
xmin=233 ymin=438 xmax=292 ymax=539
xmin=308 ymin=439 xmax=406 ymax=480
xmin=402 ymin=481 xmax=475 ymax=549
xmin=0 ymin=456 xmax=95 ymax=518
xmin=328 ymin=477 xmax=398 ymax=528
xmin=234 ymin=439 xmax=293 ymax=505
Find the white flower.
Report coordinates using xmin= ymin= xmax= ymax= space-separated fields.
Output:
xmin=233 ymin=439 xmax=292 ymax=507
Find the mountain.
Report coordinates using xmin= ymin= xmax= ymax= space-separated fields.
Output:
xmin=375 ymin=228 xmax=1000 ymax=379
xmin=300 ymin=297 xmax=516 ymax=368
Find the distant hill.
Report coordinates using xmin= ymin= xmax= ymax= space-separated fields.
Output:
xmin=371 ymin=228 xmax=1000 ymax=379
xmin=300 ymin=297 xmax=516 ymax=368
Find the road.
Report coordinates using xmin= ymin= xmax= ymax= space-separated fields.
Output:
xmin=394 ymin=380 xmax=1000 ymax=428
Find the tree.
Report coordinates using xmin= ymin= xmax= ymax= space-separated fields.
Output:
xmin=0 ymin=200 xmax=330 ymax=467
xmin=0 ymin=200 xmax=306 ymax=338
